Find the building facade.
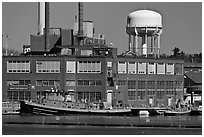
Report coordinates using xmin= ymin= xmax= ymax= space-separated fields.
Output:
xmin=2 ymin=54 xmax=184 ymax=108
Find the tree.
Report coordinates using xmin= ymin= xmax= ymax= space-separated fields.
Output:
xmin=172 ymin=47 xmax=180 ymax=58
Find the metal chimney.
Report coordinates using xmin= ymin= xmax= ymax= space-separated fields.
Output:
xmin=45 ymin=2 xmax=49 ymax=51
xmin=78 ymin=2 xmax=84 ymax=45
xmin=37 ymin=2 xmax=45 ymax=35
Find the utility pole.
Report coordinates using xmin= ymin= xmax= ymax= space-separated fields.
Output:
xmin=5 ymin=33 xmax=8 ymax=56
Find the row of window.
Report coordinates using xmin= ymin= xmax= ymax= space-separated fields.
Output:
xmin=36 ymin=80 xmax=60 ymax=86
xmin=117 ymin=80 xmax=183 ymax=89
xmin=36 ymin=61 xmax=60 ymax=73
xmin=76 ymin=92 xmax=102 ymax=103
xmin=7 ymin=60 xmax=182 ymax=75
xmin=77 ymin=80 xmax=102 ymax=86
xmin=117 ymin=62 xmax=182 ymax=75
xmin=7 ymin=61 xmax=30 ymax=73
xmin=7 ymin=91 xmax=31 ymax=102
xmin=127 ymin=90 xmax=182 ymax=101
xmin=6 ymin=79 xmax=182 ymax=90
xmin=77 ymin=61 xmax=101 ymax=73
xmin=7 ymin=80 xmax=31 ymax=86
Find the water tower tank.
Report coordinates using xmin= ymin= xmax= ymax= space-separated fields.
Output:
xmin=126 ymin=10 xmax=163 ymax=58
xmin=128 ymin=10 xmax=162 ymax=27
xmin=127 ymin=10 xmax=162 ymax=35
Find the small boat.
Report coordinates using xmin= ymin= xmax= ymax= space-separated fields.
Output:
xmin=20 ymin=90 xmax=132 ymax=116
xmin=163 ymin=109 xmax=191 ymax=116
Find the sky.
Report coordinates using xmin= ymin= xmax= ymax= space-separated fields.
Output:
xmin=2 ymin=2 xmax=202 ymax=55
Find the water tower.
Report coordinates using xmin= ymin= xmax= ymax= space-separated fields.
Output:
xmin=126 ymin=10 xmax=163 ymax=57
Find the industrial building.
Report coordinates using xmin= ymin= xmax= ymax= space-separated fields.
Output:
xmin=2 ymin=2 xmax=184 ymax=108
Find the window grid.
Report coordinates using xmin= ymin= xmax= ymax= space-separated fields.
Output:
xmin=66 ymin=61 xmax=76 ymax=73
xmin=118 ymin=62 xmax=126 ymax=74
xmin=7 ymin=80 xmax=31 ymax=86
xmin=128 ymin=62 xmax=136 ymax=74
xmin=117 ymin=80 xmax=126 ymax=86
xmin=166 ymin=63 xmax=174 ymax=75
xmin=36 ymin=80 xmax=60 ymax=86
xmin=128 ymin=90 xmax=137 ymax=101
xmin=7 ymin=91 xmax=31 ymax=102
xmin=77 ymin=92 xmax=101 ymax=103
xmin=128 ymin=80 xmax=136 ymax=89
xmin=36 ymin=61 xmax=60 ymax=73
xmin=138 ymin=63 xmax=146 ymax=74
xmin=77 ymin=80 xmax=102 ymax=86
xmin=157 ymin=63 xmax=165 ymax=74
xmin=77 ymin=61 xmax=101 ymax=73
xmin=138 ymin=90 xmax=146 ymax=100
xmin=7 ymin=61 xmax=30 ymax=73
xmin=148 ymin=63 xmax=156 ymax=74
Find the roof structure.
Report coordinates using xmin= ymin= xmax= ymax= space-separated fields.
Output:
xmin=184 ymin=71 xmax=202 ymax=85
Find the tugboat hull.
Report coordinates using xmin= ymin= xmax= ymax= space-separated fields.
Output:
xmin=20 ymin=101 xmax=132 ymax=116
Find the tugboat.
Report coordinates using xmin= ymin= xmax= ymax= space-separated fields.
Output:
xmin=20 ymin=90 xmax=132 ymax=116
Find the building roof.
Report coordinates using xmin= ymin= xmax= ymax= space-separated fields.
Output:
xmin=184 ymin=71 xmax=202 ymax=84
xmin=184 ymin=62 xmax=202 ymax=68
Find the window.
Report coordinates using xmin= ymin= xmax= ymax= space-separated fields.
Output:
xmin=7 ymin=61 xmax=30 ymax=73
xmin=7 ymin=80 xmax=31 ymax=86
xmin=147 ymin=81 xmax=155 ymax=89
xmin=76 ymin=92 xmax=101 ymax=103
xmin=128 ymin=90 xmax=136 ymax=101
xmin=89 ymin=80 xmax=95 ymax=86
xmin=166 ymin=63 xmax=174 ymax=75
xmin=66 ymin=81 xmax=76 ymax=86
xmin=166 ymin=90 xmax=174 ymax=96
xmin=118 ymin=62 xmax=126 ymax=74
xmin=117 ymin=80 xmax=126 ymax=86
xmin=36 ymin=61 xmax=60 ymax=73
xmin=138 ymin=91 xmax=146 ymax=100
xmin=107 ymin=62 xmax=112 ymax=68
xmin=49 ymin=80 xmax=55 ymax=86
xmin=96 ymin=80 xmax=102 ymax=86
xmin=148 ymin=63 xmax=156 ymax=74
xmin=148 ymin=90 xmax=155 ymax=96
xmin=157 ymin=91 xmax=165 ymax=100
xmin=174 ymin=63 xmax=183 ymax=75
xmin=138 ymin=62 xmax=146 ymax=74
xmin=36 ymin=80 xmax=60 ymax=86
xmin=157 ymin=63 xmax=165 ymax=74
xmin=77 ymin=80 xmax=102 ymax=86
xmin=7 ymin=91 xmax=31 ymax=102
xmin=157 ymin=81 xmax=165 ymax=89
xmin=166 ymin=81 xmax=174 ymax=89
xmin=81 ymin=50 xmax=93 ymax=56
xmin=128 ymin=62 xmax=136 ymax=74
xmin=66 ymin=61 xmax=76 ymax=73
xmin=138 ymin=81 xmax=146 ymax=89
xmin=77 ymin=61 xmax=101 ymax=73
xmin=36 ymin=80 xmax=42 ymax=86
xmin=84 ymin=80 xmax=89 ymax=86
xmin=128 ymin=80 xmax=136 ymax=89
xmin=175 ymin=81 xmax=183 ymax=91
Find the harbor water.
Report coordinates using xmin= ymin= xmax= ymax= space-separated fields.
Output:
xmin=2 ymin=114 xmax=202 ymax=135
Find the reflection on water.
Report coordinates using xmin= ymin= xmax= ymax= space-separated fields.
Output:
xmin=2 ymin=115 xmax=202 ymax=127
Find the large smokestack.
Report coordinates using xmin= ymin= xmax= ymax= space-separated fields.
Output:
xmin=37 ymin=2 xmax=45 ymax=35
xmin=78 ymin=2 xmax=84 ymax=45
xmin=45 ymin=2 xmax=49 ymax=51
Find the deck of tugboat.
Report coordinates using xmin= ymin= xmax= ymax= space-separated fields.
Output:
xmin=24 ymin=100 xmax=132 ymax=113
